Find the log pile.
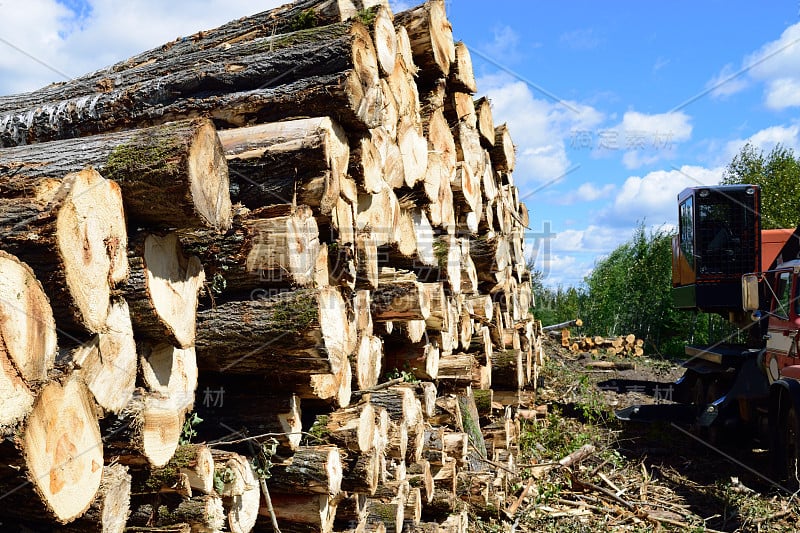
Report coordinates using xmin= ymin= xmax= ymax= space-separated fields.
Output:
xmin=0 ymin=0 xmax=544 ymax=531
xmin=555 ymin=329 xmax=645 ymax=357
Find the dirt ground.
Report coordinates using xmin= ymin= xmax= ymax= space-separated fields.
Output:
xmin=493 ymin=338 xmax=800 ymax=533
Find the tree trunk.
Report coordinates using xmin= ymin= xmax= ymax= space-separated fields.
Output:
xmin=354 ymin=334 xmax=383 ymax=391
xmin=397 ymin=117 xmax=429 ymax=188
xmin=394 ymin=0 xmax=455 ymax=84
xmin=0 ymin=23 xmax=382 ymax=145
xmin=341 ymin=447 xmax=381 ymax=496
xmin=219 ymin=117 xmax=348 ymax=216
xmin=270 ymin=445 xmax=342 ymax=496
xmin=263 ymin=493 xmax=338 ymax=533
xmin=124 ymin=233 xmax=204 ymax=348
xmin=186 ymin=205 xmax=321 ymax=297
xmin=324 ymin=400 xmax=376 ymax=453
xmin=0 ymin=118 xmax=231 ymax=230
xmin=0 ymin=0 xmax=387 ymax=114
xmin=356 ymin=184 xmax=401 ymax=247
xmin=0 ymin=251 xmax=57 ymax=431
xmin=128 ymin=494 xmax=226 ymax=533
xmin=0 ymin=168 xmax=128 ymax=334
xmin=194 ymin=287 xmax=350 ymax=377
xmin=132 ymin=444 xmax=216 ymax=496
xmin=211 ymin=450 xmax=260 ymax=533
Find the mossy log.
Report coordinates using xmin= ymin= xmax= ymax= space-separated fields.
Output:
xmin=0 ymin=23 xmax=382 ymax=146
xmin=0 ymin=251 xmax=57 ymax=433
xmin=194 ymin=286 xmax=350 ymax=376
xmin=211 ymin=450 xmax=260 ymax=533
xmin=269 ymin=445 xmax=343 ymax=496
xmin=219 ymin=117 xmax=349 ymax=216
xmin=127 ymin=494 xmax=225 ymax=532
xmin=131 ymin=444 xmax=215 ymax=496
xmin=0 ymin=167 xmax=128 ymax=334
xmin=0 ymin=118 xmax=230 ymax=230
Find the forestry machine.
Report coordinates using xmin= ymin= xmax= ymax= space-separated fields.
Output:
xmin=614 ymin=184 xmax=800 ymax=483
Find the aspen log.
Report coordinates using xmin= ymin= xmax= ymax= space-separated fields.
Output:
xmin=0 ymin=251 xmax=57 ymax=431
xmin=139 ymin=343 xmax=198 ymax=414
xmin=60 ymin=463 xmax=132 ymax=533
xmin=371 ymin=280 xmax=431 ymax=321
xmin=325 ymin=400 xmax=377 ymax=453
xmin=187 ymin=205 xmax=320 ymax=296
xmin=341 ymin=446 xmax=382 ymax=495
xmin=220 ymin=118 xmax=348 ymax=216
xmin=124 ymin=233 xmax=204 ymax=348
xmin=195 ymin=287 xmax=349 ymax=376
xmin=0 ymin=376 xmax=104 ymax=524
xmin=395 ymin=0 xmax=455 ymax=83
xmin=0 ymin=168 xmax=128 ymax=334
xmin=354 ymin=334 xmax=384 ymax=391
xmin=491 ymin=124 xmax=516 ymax=173
xmin=0 ymin=118 xmax=230 ymax=229
xmin=263 ymin=493 xmax=338 ymax=533
xmin=1 ymin=25 xmax=383 ymax=147
xmin=127 ymin=495 xmax=225 ymax=533
xmin=448 ymin=41 xmax=477 ymax=93
xmin=132 ymin=444 xmax=215 ymax=496
xmin=0 ymin=0 xmax=388 ymax=114
xmin=356 ymin=183 xmax=401 ymax=247
xmin=270 ymin=445 xmax=343 ymax=497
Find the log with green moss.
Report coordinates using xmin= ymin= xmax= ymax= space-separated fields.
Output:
xmin=0 ymin=118 xmax=230 ymax=230
xmin=194 ymin=286 xmax=352 ymax=377
xmin=0 ymin=22 xmax=382 ymax=146
xmin=127 ymin=495 xmax=225 ymax=532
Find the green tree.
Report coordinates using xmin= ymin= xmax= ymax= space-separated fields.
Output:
xmin=582 ymin=224 xmax=693 ymax=356
xmin=721 ymin=143 xmax=800 ymax=229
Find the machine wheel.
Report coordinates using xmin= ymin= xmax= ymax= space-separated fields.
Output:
xmin=783 ymin=406 xmax=800 ymax=489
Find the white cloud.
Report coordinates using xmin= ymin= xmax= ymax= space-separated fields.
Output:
xmin=478 ymin=72 xmax=604 ymax=185
xmin=607 ymin=110 xmax=693 ymax=169
xmin=555 ymin=182 xmax=615 ymax=205
xmin=559 ymin=28 xmax=603 ymax=51
xmin=724 ymin=123 xmax=800 ymax=162
xmin=0 ymin=1 xmax=283 ymax=95
xmin=608 ymin=165 xmax=724 ymax=227
xmin=708 ymin=22 xmax=800 ymax=109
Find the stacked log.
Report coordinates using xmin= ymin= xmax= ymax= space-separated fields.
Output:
xmin=0 ymin=1 xmax=544 ymax=532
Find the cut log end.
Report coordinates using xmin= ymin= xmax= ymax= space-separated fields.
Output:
xmin=187 ymin=119 xmax=233 ymax=231
xmin=22 ymin=376 xmax=103 ymax=523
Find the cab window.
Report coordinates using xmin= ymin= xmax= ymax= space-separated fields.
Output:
xmin=775 ymin=271 xmax=792 ymax=319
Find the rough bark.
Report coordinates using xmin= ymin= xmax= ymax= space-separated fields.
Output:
xmin=132 ymin=444 xmax=215 ymax=496
xmin=0 ymin=118 xmax=230 ymax=230
xmin=263 ymin=493 xmax=337 ymax=533
xmin=127 ymin=495 xmax=225 ymax=532
xmin=220 ymin=117 xmax=348 ymax=216
xmin=0 ymin=167 xmax=128 ymax=334
xmin=0 ymin=23 xmax=383 ymax=145
xmin=371 ymin=280 xmax=430 ymax=321
xmin=195 ymin=287 xmax=349 ymax=376
xmin=186 ymin=205 xmax=320 ymax=296
xmin=270 ymin=445 xmax=343 ymax=496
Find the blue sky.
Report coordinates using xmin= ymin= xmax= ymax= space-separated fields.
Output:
xmin=1 ymin=1 xmax=799 ymax=287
